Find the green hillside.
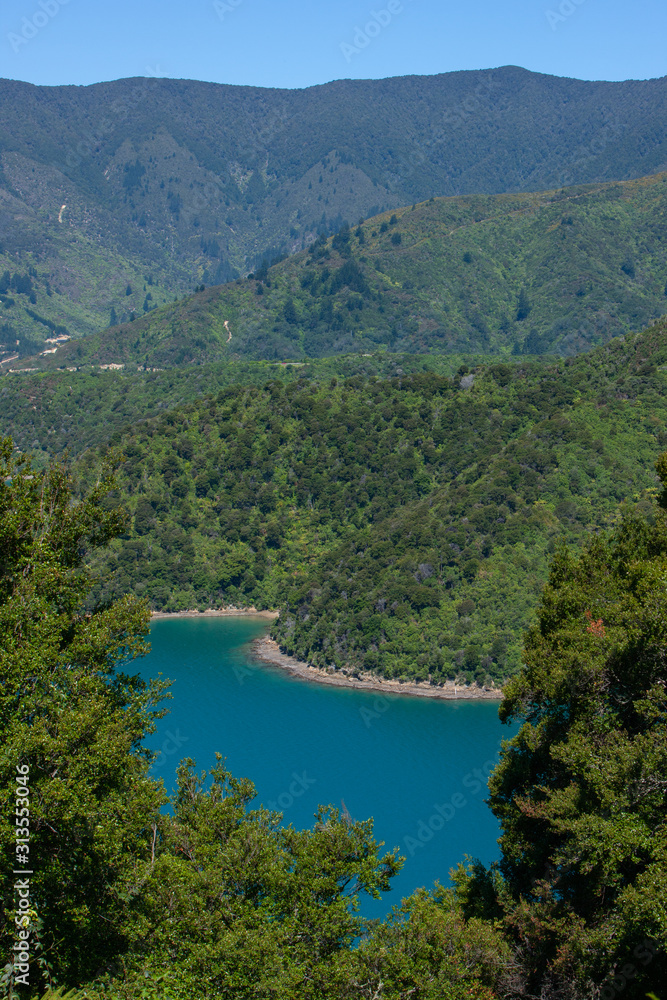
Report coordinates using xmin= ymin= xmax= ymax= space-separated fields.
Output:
xmin=0 ymin=351 xmax=498 ymax=461
xmin=4 ymin=64 xmax=667 ymax=1000
xmin=67 ymin=316 xmax=667 ymax=689
xmin=0 ymin=215 xmax=184 ymax=361
xmin=2 ymin=67 xmax=667 ymax=352
xmin=27 ymin=172 xmax=667 ymax=369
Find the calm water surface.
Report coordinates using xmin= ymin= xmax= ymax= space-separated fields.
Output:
xmin=143 ymin=617 xmax=510 ymax=915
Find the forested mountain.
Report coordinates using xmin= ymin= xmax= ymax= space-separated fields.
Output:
xmin=2 ymin=433 xmax=666 ymax=1000
xmin=0 ymin=351 xmax=481 ymax=461
xmin=0 ymin=193 xmax=182 ymax=358
xmin=3 ymin=61 xmax=667 ymax=1000
xmin=65 ymin=315 xmax=667 ymax=688
xmin=2 ymin=67 xmax=667 ymax=353
xmin=16 ymin=171 xmax=667 ymax=367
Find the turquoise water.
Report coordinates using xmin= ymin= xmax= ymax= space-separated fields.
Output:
xmin=143 ymin=617 xmax=510 ymax=915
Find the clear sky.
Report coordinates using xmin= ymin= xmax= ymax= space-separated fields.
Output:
xmin=1 ymin=0 xmax=665 ymax=90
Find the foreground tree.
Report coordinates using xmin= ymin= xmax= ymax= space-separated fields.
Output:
xmin=0 ymin=441 xmax=409 ymax=999
xmin=0 ymin=439 xmax=167 ymax=990
xmin=484 ymin=457 xmax=667 ymax=998
xmin=346 ymin=886 xmax=510 ymax=1000
xmin=93 ymin=761 xmax=404 ymax=999
xmin=13 ymin=432 xmax=667 ymax=998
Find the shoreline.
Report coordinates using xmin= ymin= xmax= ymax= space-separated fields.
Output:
xmin=149 ymin=610 xmax=504 ymax=701
xmin=151 ymin=608 xmax=280 ymax=620
xmin=250 ymin=636 xmax=504 ymax=702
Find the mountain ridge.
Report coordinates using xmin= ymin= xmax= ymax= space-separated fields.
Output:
xmin=21 ymin=171 xmax=667 ymax=368
xmin=3 ymin=66 xmax=667 ymax=352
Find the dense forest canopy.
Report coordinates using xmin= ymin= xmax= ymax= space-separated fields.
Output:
xmin=5 ymin=318 xmax=667 ymax=688
xmin=50 ymin=315 xmax=667 ymax=689
xmin=1 ymin=438 xmax=665 ymax=998
xmin=0 ymin=351 xmax=480 ymax=460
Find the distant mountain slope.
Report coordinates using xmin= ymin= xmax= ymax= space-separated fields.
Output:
xmin=28 ymin=172 xmax=667 ymax=368
xmin=0 ymin=191 xmax=183 ymax=360
xmin=2 ymin=67 xmax=667 ymax=352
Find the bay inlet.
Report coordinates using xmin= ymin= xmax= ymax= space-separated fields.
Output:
xmin=143 ymin=616 xmax=511 ymax=915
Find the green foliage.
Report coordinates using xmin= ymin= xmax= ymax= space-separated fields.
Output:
xmin=0 ymin=441 xmax=167 ymax=990
xmin=0 ymin=351 xmax=486 ymax=463
xmin=345 ymin=887 xmax=509 ymax=999
xmin=32 ymin=991 xmax=87 ymax=1000
xmin=479 ymin=457 xmax=667 ymax=997
xmin=8 ymin=316 xmax=667 ymax=688
xmin=4 ymin=392 xmax=667 ymax=997
xmin=48 ymin=316 xmax=666 ymax=688
xmin=96 ymin=759 xmax=401 ymax=1000
xmin=0 ymin=441 xmax=412 ymax=1000
xmin=23 ymin=172 xmax=667 ymax=368
xmin=3 ymin=68 xmax=667 ymax=355
xmin=0 ymin=237 xmax=180 ymax=360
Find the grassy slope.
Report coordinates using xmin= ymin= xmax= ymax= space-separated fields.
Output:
xmin=3 ymin=68 xmax=667 ymax=352
xmin=27 ymin=173 xmax=667 ymax=370
xmin=73 ymin=316 xmax=667 ymax=688
xmin=0 ymin=229 xmax=182 ymax=361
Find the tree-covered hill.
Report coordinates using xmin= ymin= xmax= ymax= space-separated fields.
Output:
xmin=2 ymin=420 xmax=665 ymax=1000
xmin=72 ymin=316 xmax=667 ymax=689
xmin=28 ymin=171 xmax=667 ymax=368
xmin=3 ymin=67 xmax=667 ymax=352
xmin=0 ymin=351 xmax=491 ymax=461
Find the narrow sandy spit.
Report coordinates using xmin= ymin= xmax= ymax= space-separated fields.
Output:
xmin=250 ymin=636 xmax=504 ymax=702
xmin=149 ymin=611 xmax=504 ymax=701
xmin=150 ymin=608 xmax=279 ymax=620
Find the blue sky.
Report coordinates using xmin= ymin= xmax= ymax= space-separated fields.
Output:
xmin=1 ymin=0 xmax=665 ymax=90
